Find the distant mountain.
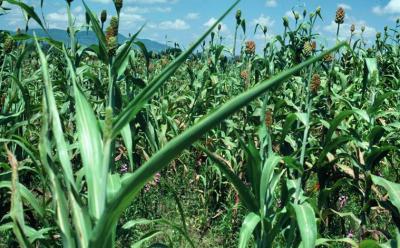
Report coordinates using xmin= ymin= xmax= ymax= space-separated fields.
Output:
xmin=10 ymin=29 xmax=169 ymax=52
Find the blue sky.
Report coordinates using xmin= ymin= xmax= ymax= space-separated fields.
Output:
xmin=1 ymin=0 xmax=399 ymax=50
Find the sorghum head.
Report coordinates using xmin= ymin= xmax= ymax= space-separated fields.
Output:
xmin=101 ymin=10 xmax=107 ymax=24
xmin=245 ymin=40 xmax=256 ymax=55
xmin=310 ymin=74 xmax=321 ymax=94
xmin=303 ymin=41 xmax=313 ymax=56
xmin=4 ymin=36 xmax=14 ymax=53
xmin=236 ymin=10 xmax=241 ymax=25
xmin=316 ymin=6 xmax=321 ymax=15
xmin=335 ymin=7 xmax=345 ymax=24
xmin=323 ymin=53 xmax=334 ymax=63
xmin=350 ymin=24 xmax=355 ymax=33
xmin=265 ymin=110 xmax=273 ymax=128
xmin=114 ymin=0 xmax=123 ymax=13
xmin=283 ymin=16 xmax=289 ymax=27
xmin=240 ymin=70 xmax=248 ymax=80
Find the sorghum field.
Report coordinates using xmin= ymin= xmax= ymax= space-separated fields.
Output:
xmin=0 ymin=0 xmax=399 ymax=247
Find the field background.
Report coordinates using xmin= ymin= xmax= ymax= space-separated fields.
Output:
xmin=0 ymin=0 xmax=399 ymax=247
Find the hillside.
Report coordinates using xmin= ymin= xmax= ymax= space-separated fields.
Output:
xmin=12 ymin=28 xmax=169 ymax=52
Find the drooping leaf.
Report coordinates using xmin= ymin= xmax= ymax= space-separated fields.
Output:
xmin=63 ymin=46 xmax=105 ymax=221
xmin=238 ymin=213 xmax=261 ymax=248
xmin=292 ymin=202 xmax=317 ymax=248
xmin=5 ymin=0 xmax=46 ymax=32
xmin=371 ymin=175 xmax=400 ymax=213
xmin=90 ymin=38 xmax=348 ymax=247
xmin=259 ymin=154 xmax=281 ymax=212
xmin=197 ymin=144 xmax=258 ymax=212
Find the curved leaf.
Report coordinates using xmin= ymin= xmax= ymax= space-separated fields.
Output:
xmin=89 ymin=39 xmax=348 ymax=246
xmin=371 ymin=175 xmax=400 ymax=213
xmin=239 ymin=213 xmax=261 ymax=248
xmin=292 ymin=202 xmax=317 ymax=248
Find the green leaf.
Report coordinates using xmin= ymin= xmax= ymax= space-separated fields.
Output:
xmin=113 ymin=26 xmax=144 ymax=78
xmin=123 ymin=218 xmax=194 ymax=248
xmin=315 ymin=238 xmax=358 ymax=247
xmin=324 ymin=110 xmax=355 ymax=145
xmin=280 ymin=113 xmax=298 ymax=144
xmin=34 ymin=36 xmax=77 ymax=193
xmin=121 ymin=124 xmax=134 ymax=171
xmin=368 ymin=126 xmax=385 ymax=146
xmin=197 ymin=144 xmax=258 ymax=212
xmin=134 ymin=40 xmax=150 ymax=73
xmin=295 ymin=112 xmax=309 ymax=127
xmin=89 ymin=38 xmax=348 ymax=246
xmin=244 ymin=138 xmax=261 ymax=201
xmin=240 ymin=19 xmax=246 ymax=34
xmin=6 ymin=146 xmax=29 ymax=248
xmin=292 ymin=202 xmax=317 ymax=248
xmin=259 ymin=154 xmax=281 ymax=212
xmin=238 ymin=213 xmax=261 ymax=248
xmin=63 ymin=46 xmax=105 ymax=221
xmin=371 ymin=175 xmax=400 ymax=213
xmin=317 ymin=136 xmax=353 ymax=166
xmin=368 ymin=92 xmax=394 ymax=115
xmin=0 ymin=181 xmax=45 ymax=218
xmin=82 ymin=0 xmax=108 ymax=63
xmin=123 ymin=219 xmax=159 ymax=229
xmin=359 ymin=240 xmax=380 ymax=248
xmin=0 ymin=137 xmax=40 ymax=170
xmin=5 ymin=0 xmax=46 ymax=32
xmin=38 ymin=95 xmax=75 ymax=247
xmin=132 ymin=230 xmax=164 ymax=248
xmin=111 ymin=0 xmax=242 ymax=137
xmin=365 ymin=58 xmax=379 ymax=83
xmin=365 ymin=146 xmax=395 ymax=171
xmin=330 ymin=209 xmax=361 ymax=230
xmin=107 ymin=173 xmax=122 ymax=202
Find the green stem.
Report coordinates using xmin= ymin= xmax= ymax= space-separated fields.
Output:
xmin=66 ymin=3 xmax=76 ymax=55
xmin=233 ymin=25 xmax=238 ymax=58
xmin=336 ymin=23 xmax=340 ymax=42
xmin=90 ymin=42 xmax=348 ymax=246
xmin=107 ymin=64 xmax=115 ymax=110
xmin=295 ymin=63 xmax=314 ymax=202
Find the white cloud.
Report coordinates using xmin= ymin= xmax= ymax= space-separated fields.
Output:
xmin=90 ymin=0 xmax=177 ymax=3
xmin=126 ymin=0 xmax=178 ymax=3
xmin=46 ymin=8 xmax=85 ymax=29
xmin=186 ymin=12 xmax=199 ymax=20
xmin=90 ymin=0 xmax=111 ymax=3
xmin=338 ymin=3 xmax=352 ymax=10
xmin=284 ymin=10 xmax=302 ymax=21
xmin=155 ymin=7 xmax=172 ymax=13
xmin=119 ymin=12 xmax=145 ymax=26
xmin=254 ymin=32 xmax=274 ymax=41
xmin=323 ymin=17 xmax=377 ymax=40
xmin=123 ymin=6 xmax=149 ymax=14
xmin=159 ymin=19 xmax=189 ymax=30
xmin=203 ymin=17 xmax=229 ymax=33
xmin=123 ymin=6 xmax=171 ymax=14
xmin=265 ymin=0 xmax=277 ymax=7
xmin=73 ymin=6 xmax=83 ymax=13
xmin=372 ymin=0 xmax=400 ymax=15
xmin=47 ymin=12 xmax=69 ymax=23
xmin=252 ymin=14 xmax=275 ymax=27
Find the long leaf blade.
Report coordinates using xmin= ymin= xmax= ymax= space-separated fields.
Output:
xmin=238 ymin=212 xmax=261 ymax=248
xmin=371 ymin=175 xmax=400 ymax=213
xmin=292 ymin=202 xmax=317 ymax=248
xmin=112 ymin=0 xmax=242 ymax=137
xmin=90 ymin=39 xmax=348 ymax=247
xmin=63 ymin=46 xmax=105 ymax=221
